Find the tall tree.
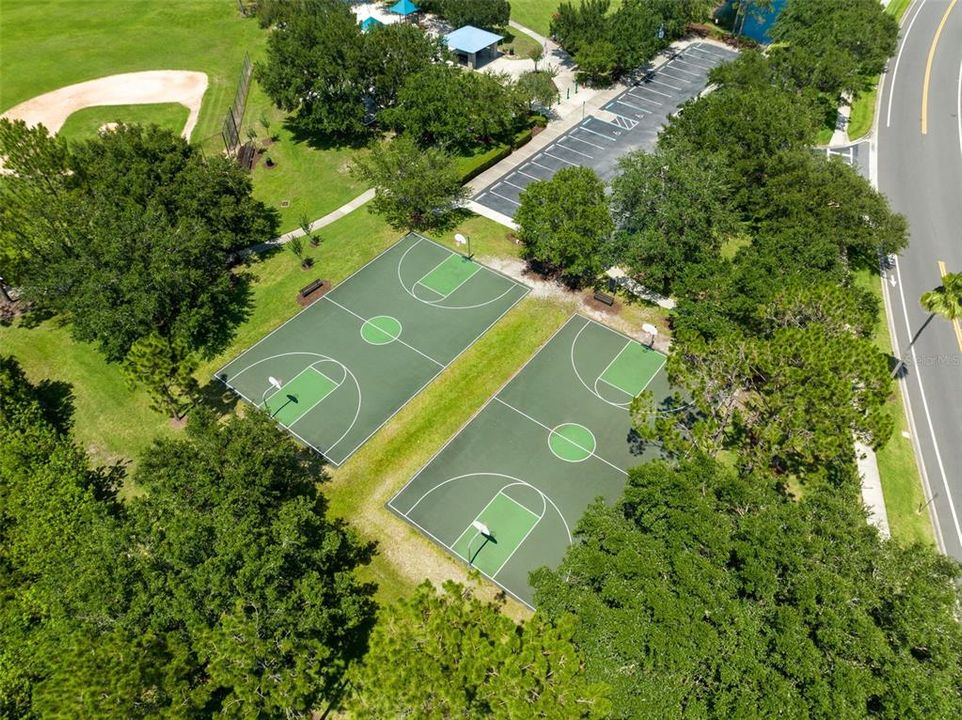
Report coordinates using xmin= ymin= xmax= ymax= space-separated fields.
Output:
xmin=122 ymin=332 xmax=199 ymax=420
xmin=610 ymin=146 xmax=737 ymax=295
xmin=515 ymin=166 xmax=614 ymax=285
xmin=351 ymin=136 xmax=468 ymax=231
xmin=438 ymin=0 xmax=511 ymax=30
xmin=0 ymin=120 xmax=276 ymax=360
xmin=770 ymin=0 xmax=898 ymax=98
xmin=256 ymin=0 xmax=370 ymax=138
xmin=534 ymin=457 xmax=962 ymax=720
xmin=350 ymin=581 xmax=610 ymax=719
xmin=364 ymin=22 xmax=442 ymax=110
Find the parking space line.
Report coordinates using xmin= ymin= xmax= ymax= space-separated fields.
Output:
xmin=648 ymin=77 xmax=682 ymax=91
xmin=516 ymin=168 xmax=543 ymax=181
xmin=611 ymin=97 xmax=649 ymax=112
xmin=674 ymin=58 xmax=711 ymax=71
xmin=529 ymin=158 xmax=558 ymax=172
xmin=566 ymin=133 xmax=604 ymax=150
xmin=500 ymin=178 xmax=528 ymax=191
xmin=662 ymin=63 xmax=700 ymax=77
xmin=625 ymin=91 xmax=663 ymax=106
xmin=585 ymin=116 xmax=626 ymax=133
xmin=542 ymin=149 xmax=578 ymax=166
xmin=577 ymin=122 xmax=618 ymax=141
xmin=488 ymin=188 xmax=520 ymax=206
xmin=658 ymin=69 xmax=694 ymax=83
xmin=555 ymin=141 xmax=593 ymax=159
xmin=636 ymin=84 xmax=671 ymax=97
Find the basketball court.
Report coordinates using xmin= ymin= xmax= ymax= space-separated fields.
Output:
xmin=216 ymin=233 xmax=529 ymax=465
xmin=389 ymin=314 xmax=673 ymax=607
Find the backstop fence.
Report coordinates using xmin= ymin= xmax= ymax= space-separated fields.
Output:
xmin=221 ymin=52 xmax=254 ymax=156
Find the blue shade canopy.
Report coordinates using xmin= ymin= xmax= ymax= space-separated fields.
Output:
xmin=389 ymin=0 xmax=419 ymax=16
xmin=445 ymin=25 xmax=504 ymax=54
xmin=360 ymin=16 xmax=383 ymax=31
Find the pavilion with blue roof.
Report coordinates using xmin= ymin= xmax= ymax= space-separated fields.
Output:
xmin=388 ymin=0 xmax=419 ymax=20
xmin=444 ymin=25 xmax=503 ymax=69
xmin=359 ymin=16 xmax=383 ymax=32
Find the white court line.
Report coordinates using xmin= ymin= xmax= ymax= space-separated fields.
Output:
xmin=487 ymin=188 xmax=521 ymax=205
xmin=542 ymin=149 xmax=579 ymax=166
xmin=213 ymin=233 xmax=422 ymax=381
xmin=283 ymin=366 xmax=342 ymax=429
xmin=493 ymin=396 xmax=627 ymax=476
xmin=492 ymin=494 xmax=546 ymax=578
xmin=555 ymin=141 xmax=593 ymax=158
xmin=416 ymin=257 xmax=482 ymax=301
xmin=324 ymin=296 xmax=445 ymax=367
xmin=597 ymin=357 xmax=667 ymax=398
xmin=577 ymin=121 xmax=619 ymax=140
xmin=596 ymin=340 xmax=632 ymax=391
xmin=566 ymin=133 xmax=604 ymax=150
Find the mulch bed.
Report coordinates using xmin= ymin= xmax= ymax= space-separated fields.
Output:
xmin=296 ymin=279 xmax=333 ymax=306
xmin=584 ymin=291 xmax=623 ymax=315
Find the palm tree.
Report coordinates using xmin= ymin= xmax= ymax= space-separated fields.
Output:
xmin=894 ymin=272 xmax=962 ymax=377
xmin=920 ymin=272 xmax=962 ymax=321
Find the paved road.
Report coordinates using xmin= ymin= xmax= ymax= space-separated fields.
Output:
xmin=877 ymin=0 xmax=962 ymax=558
xmin=473 ymin=42 xmax=737 ymax=218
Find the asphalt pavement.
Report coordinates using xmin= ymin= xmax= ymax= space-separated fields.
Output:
xmin=876 ymin=0 xmax=962 ymax=559
xmin=472 ymin=42 xmax=737 ymax=218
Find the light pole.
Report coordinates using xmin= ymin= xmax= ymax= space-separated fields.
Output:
xmin=262 ymin=375 xmax=283 ymax=409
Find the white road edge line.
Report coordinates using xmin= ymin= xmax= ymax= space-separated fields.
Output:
xmin=886 ymin=0 xmax=927 ymax=127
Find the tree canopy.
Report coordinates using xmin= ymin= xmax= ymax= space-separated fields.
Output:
xmin=350 ymin=581 xmax=611 ymax=719
xmin=0 ymin=360 xmax=376 ymax=718
xmin=534 ymin=457 xmax=962 ymax=720
xmin=351 ymin=135 xmax=468 ymax=231
xmin=0 ymin=120 xmax=276 ymax=360
xmin=515 ymin=166 xmax=614 ymax=285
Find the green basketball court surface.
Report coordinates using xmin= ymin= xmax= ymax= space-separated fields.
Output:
xmin=389 ymin=314 xmax=672 ymax=607
xmin=216 ymin=233 xmax=529 ymax=465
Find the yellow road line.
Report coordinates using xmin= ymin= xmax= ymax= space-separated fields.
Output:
xmin=922 ymin=0 xmax=959 ymax=134
xmin=937 ymin=260 xmax=962 ymax=353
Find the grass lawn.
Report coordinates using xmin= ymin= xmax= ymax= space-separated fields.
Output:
xmin=0 ymin=319 xmax=173 ymax=480
xmin=855 ymin=269 xmax=935 ymax=546
xmin=510 ymin=0 xmax=623 ymax=37
xmin=57 ymin=103 xmax=190 ymax=143
xmin=244 ymin=82 xmax=371 ymax=234
xmin=0 ymin=0 xmax=265 ymax=150
xmin=844 ymin=0 xmax=914 ymax=141
xmin=499 ymin=28 xmax=542 ymax=58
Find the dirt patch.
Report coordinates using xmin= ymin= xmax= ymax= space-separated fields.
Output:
xmin=296 ymin=280 xmax=333 ymax=306
xmin=585 ymin=290 xmax=623 ymax=315
xmin=1 ymin=70 xmax=208 ymax=139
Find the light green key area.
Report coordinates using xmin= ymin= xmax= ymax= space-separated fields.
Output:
xmin=452 ymin=492 xmax=540 ymax=577
xmin=418 ymin=254 xmax=481 ymax=296
xmin=599 ymin=341 xmax=665 ymax=397
xmin=266 ymin=368 xmax=338 ymax=427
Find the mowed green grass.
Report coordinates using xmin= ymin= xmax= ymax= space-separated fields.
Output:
xmin=510 ymin=0 xmax=622 ymax=37
xmin=855 ymin=269 xmax=934 ymax=546
xmin=57 ymin=103 xmax=190 ymax=142
xmin=0 ymin=0 xmax=264 ymax=148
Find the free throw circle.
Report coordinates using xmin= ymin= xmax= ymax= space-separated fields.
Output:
xmin=548 ymin=423 xmax=596 ymax=462
xmin=360 ymin=315 xmax=402 ymax=345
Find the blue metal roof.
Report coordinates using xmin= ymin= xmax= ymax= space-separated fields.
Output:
xmin=388 ymin=0 xmax=419 ymax=16
xmin=359 ymin=16 xmax=383 ymax=32
xmin=445 ymin=25 xmax=504 ymax=55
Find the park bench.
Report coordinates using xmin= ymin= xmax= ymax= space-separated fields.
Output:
xmin=299 ymin=279 xmax=326 ymax=299
xmin=593 ymin=290 xmax=615 ymax=306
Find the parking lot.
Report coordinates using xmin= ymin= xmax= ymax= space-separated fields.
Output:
xmin=473 ymin=42 xmax=738 ymax=219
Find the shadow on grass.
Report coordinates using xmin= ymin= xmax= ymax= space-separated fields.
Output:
xmin=283 ymin=116 xmax=374 ymax=152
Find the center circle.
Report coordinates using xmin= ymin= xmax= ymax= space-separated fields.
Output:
xmin=548 ymin=423 xmax=596 ymax=462
xmin=360 ymin=315 xmax=402 ymax=345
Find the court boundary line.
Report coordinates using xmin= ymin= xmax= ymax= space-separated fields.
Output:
xmin=494 ymin=397 xmax=627 ymax=476
xmin=450 ymin=487 xmax=542 ymax=551
xmin=267 ymin=365 xmax=342 ymax=429
xmin=218 ymin=351 xmax=363 ymax=466
xmin=217 ymin=231 xmax=528 ymax=466
xmin=415 ymin=251 xmax=483 ymax=301
xmin=213 ymin=233 xmax=422 ymax=382
xmin=330 ymin=278 xmax=530 ymax=465
xmin=597 ymin=356 xmax=668 ymax=399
